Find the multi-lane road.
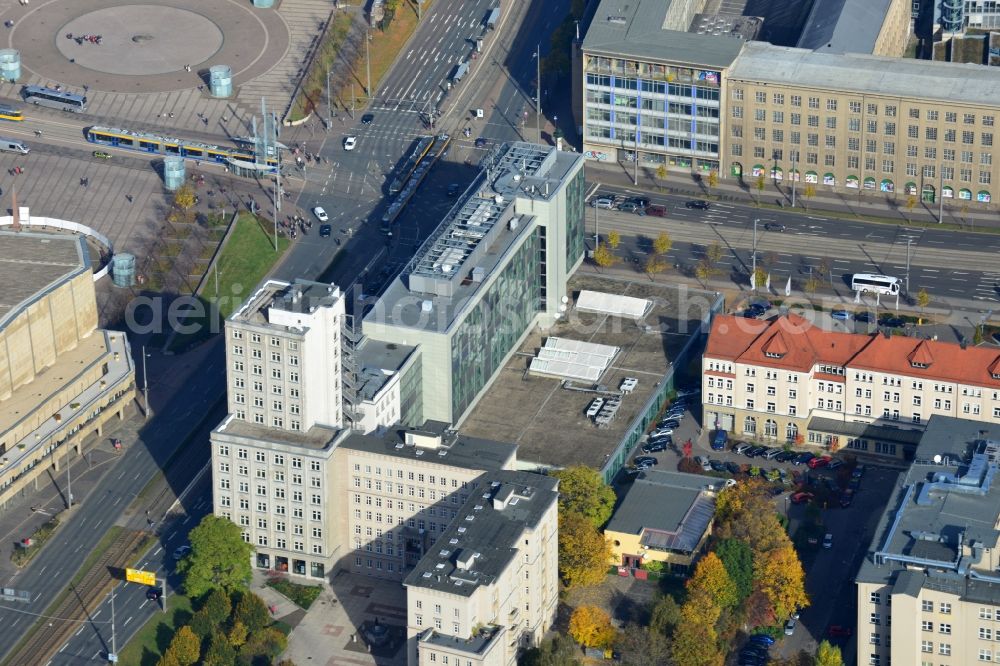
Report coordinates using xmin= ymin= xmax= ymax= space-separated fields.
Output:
xmin=586 ymin=184 xmax=1000 ymax=307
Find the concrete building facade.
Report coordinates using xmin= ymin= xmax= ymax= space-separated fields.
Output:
xmin=0 ymin=231 xmax=135 ymax=512
xmin=856 ymin=417 xmax=1000 ymax=666
xmin=702 ymin=314 xmax=1000 ymax=461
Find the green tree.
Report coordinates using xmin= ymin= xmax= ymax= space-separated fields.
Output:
xmin=156 ymin=651 xmax=182 ymax=666
xmin=558 ymin=511 xmax=612 ymax=588
xmin=687 ymin=552 xmax=738 ymax=610
xmin=202 ymin=631 xmax=237 ymax=666
xmin=569 ymin=605 xmax=617 ymax=649
xmin=706 ymin=242 xmax=724 ymax=265
xmin=188 ymin=609 xmax=215 ymax=640
xmin=715 ymin=539 xmax=753 ymax=603
xmin=166 ymin=625 xmax=202 ymax=666
xmin=520 ymin=633 xmax=579 ymax=666
xmin=202 ymin=588 xmax=232 ymax=625
xmin=656 ymin=163 xmax=668 ymax=185
xmin=614 ymin=624 xmax=671 ymax=666
xmin=706 ymin=170 xmax=718 ymax=194
xmin=228 ymin=620 xmax=248 ymax=649
xmin=905 ymin=195 xmax=917 ymax=220
xmin=178 ymin=515 xmax=254 ymax=598
xmin=552 ymin=466 xmax=616 ymax=528
xmin=975 ymin=325 xmax=985 ymax=345
xmin=751 ymin=266 xmax=768 ymax=291
xmin=653 ymin=231 xmax=673 ymax=255
xmin=649 ymin=593 xmax=682 ymax=637
xmin=803 ymin=275 xmax=820 ymax=294
xmin=695 ymin=259 xmax=716 ymax=282
xmin=607 ymin=230 xmax=621 ymax=249
xmin=592 ymin=242 xmax=617 ymax=268
xmin=240 ymin=627 xmax=288 ymax=663
xmin=754 ymin=544 xmax=809 ymax=620
xmin=815 ymin=640 xmax=844 ymax=666
xmin=173 ymin=183 xmax=197 ymax=211
xmin=754 ymin=174 xmax=765 ymax=204
xmin=233 ymin=591 xmax=271 ymax=634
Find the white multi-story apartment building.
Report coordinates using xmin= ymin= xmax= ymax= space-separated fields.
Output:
xmin=406 ymin=470 xmax=559 ymax=666
xmin=703 ymin=314 xmax=1000 ymax=460
xmin=225 ymin=279 xmax=345 ymax=432
xmin=856 ymin=416 xmax=1000 ymax=666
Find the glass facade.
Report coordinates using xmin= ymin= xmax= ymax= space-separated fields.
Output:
xmin=584 ymin=55 xmax=721 ymax=171
xmin=399 ymin=350 xmax=423 ymax=427
xmin=450 ymin=229 xmax=543 ymax=420
xmin=565 ymin=168 xmax=586 ymax=267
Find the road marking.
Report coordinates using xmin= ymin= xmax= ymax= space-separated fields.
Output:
xmin=39 ymin=565 xmax=46 ymax=574
xmin=124 ymin=616 xmax=133 ymax=626
xmin=182 ymin=516 xmax=190 ymax=524
xmin=75 ymin=627 xmax=84 ymax=637
xmin=92 ymin=610 xmax=101 ymax=620
xmin=59 ymin=643 xmax=68 ymax=653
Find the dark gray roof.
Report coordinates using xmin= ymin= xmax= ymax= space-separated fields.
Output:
xmin=856 ymin=417 xmax=1000 ymax=597
xmin=582 ymin=0 xmax=745 ymax=68
xmin=606 ymin=470 xmax=721 ymax=553
xmin=0 ymin=231 xmax=88 ymax=331
xmin=808 ymin=416 xmax=924 ymax=446
xmin=354 ymin=338 xmax=417 ymax=401
xmin=730 ymin=41 xmax=1000 ymax=108
xmin=337 ymin=424 xmax=516 ymax=471
xmin=419 ymin=625 xmax=503 ymax=655
xmin=403 ymin=470 xmax=559 ymax=597
xmin=796 ymin=0 xmax=894 ymax=55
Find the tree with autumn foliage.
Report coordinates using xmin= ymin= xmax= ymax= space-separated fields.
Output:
xmin=687 ymin=552 xmax=738 ymax=611
xmin=714 ymin=479 xmax=789 ymax=558
xmin=671 ymin=602 xmax=724 ymax=666
xmin=815 ymin=640 xmax=844 ymax=666
xmin=568 ymin=605 xmax=617 ymax=648
xmin=754 ymin=544 xmax=809 ymax=620
xmin=558 ymin=511 xmax=612 ymax=588
xmin=552 ymin=466 xmax=615 ymax=528
xmin=592 ymin=242 xmax=617 ymax=268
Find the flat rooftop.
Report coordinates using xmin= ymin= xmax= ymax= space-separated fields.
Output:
xmin=337 ymin=422 xmax=517 ymax=471
xmin=460 ymin=276 xmax=717 ymax=470
xmin=368 ymin=143 xmax=581 ymax=335
xmin=857 ymin=417 xmax=1000 ymax=601
xmin=0 ymin=231 xmax=87 ymax=330
xmin=213 ymin=416 xmax=340 ymax=452
xmin=729 ymin=41 xmax=1000 ymax=107
xmin=796 ymin=0 xmax=894 ymax=55
xmin=354 ymin=338 xmax=416 ymax=401
xmin=582 ymin=0 xmax=746 ymax=68
xmin=404 ymin=469 xmax=558 ymax=597
xmin=230 ymin=279 xmax=341 ymax=327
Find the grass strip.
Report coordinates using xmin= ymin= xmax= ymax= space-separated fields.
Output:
xmin=116 ymin=593 xmax=194 ymax=666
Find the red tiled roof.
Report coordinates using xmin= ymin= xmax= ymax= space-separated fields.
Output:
xmin=705 ymin=314 xmax=1000 ymax=389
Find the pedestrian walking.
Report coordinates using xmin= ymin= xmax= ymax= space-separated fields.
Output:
xmin=126 ymin=194 xmax=133 ymax=203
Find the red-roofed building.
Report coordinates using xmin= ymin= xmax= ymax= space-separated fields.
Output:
xmin=702 ymin=314 xmax=1000 ymax=460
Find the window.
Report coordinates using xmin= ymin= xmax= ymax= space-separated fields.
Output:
xmin=939 ymin=644 xmax=951 ymax=656
xmin=940 ymin=603 xmax=951 ymax=614
xmin=980 ymin=649 xmax=993 ymax=662
xmin=922 ymin=620 xmax=933 ymax=631
xmin=980 ymin=627 xmax=993 ymax=640
xmin=923 ymin=600 xmax=934 ymax=611
xmin=939 ymin=623 xmax=951 ymax=634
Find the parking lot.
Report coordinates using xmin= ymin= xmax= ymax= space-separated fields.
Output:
xmin=621 ymin=394 xmax=901 ymax=664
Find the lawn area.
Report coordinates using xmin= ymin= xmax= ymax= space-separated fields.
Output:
xmin=167 ymin=213 xmax=288 ymax=351
xmin=116 ymin=593 xmax=194 ymax=666
xmin=267 ymin=577 xmax=323 ymax=610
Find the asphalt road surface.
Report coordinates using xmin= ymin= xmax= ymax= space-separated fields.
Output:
xmin=585 ymin=185 xmax=1000 ymax=306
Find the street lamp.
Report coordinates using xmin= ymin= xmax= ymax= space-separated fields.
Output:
xmin=141 ymin=345 xmax=151 ymax=420
xmin=751 ymin=218 xmax=759 ymax=291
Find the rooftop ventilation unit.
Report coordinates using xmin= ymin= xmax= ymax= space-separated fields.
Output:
xmin=607 ymin=15 xmax=626 ymax=24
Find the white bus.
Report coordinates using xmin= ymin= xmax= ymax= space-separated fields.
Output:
xmin=21 ymin=85 xmax=87 ymax=113
xmin=851 ymin=273 xmax=900 ymax=295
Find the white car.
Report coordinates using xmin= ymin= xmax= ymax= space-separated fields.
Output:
xmin=650 ymin=427 xmax=673 ymax=438
xmin=343 ymin=136 xmax=357 ymax=151
xmin=313 ymin=206 xmax=329 ymax=222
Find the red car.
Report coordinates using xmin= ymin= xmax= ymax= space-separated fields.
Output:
xmin=645 ymin=204 xmax=667 ymax=217
xmin=808 ymin=455 xmax=832 ymax=469
xmin=790 ymin=491 xmax=814 ymax=504
xmin=828 ymin=625 xmax=853 ymax=638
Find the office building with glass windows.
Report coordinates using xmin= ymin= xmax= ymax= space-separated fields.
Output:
xmin=364 ymin=142 xmax=586 ymax=426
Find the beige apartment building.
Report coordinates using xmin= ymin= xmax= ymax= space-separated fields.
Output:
xmin=856 ymin=417 xmax=1000 ymax=666
xmin=0 ymin=231 xmax=135 ymax=512
xmin=407 ymin=470 xmax=559 ymax=666
xmin=702 ymin=314 xmax=1000 ymax=460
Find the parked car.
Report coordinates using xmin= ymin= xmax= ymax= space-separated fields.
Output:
xmin=775 ymin=451 xmax=798 ymax=463
xmin=823 ymin=533 xmax=833 ymax=549
xmin=675 ymin=386 xmax=700 ymax=396
xmin=645 ymin=204 xmax=666 ymax=217
xmin=749 ymin=634 xmax=776 ymax=646
xmin=746 ymin=446 xmax=768 ymax=458
xmin=855 ymin=311 xmax=874 ymax=323
xmin=590 ymin=196 xmax=615 ymax=209
xmin=634 ymin=456 xmax=658 ymax=468
xmin=685 ymin=200 xmax=710 ymax=210
xmin=808 ymin=455 xmax=832 ymax=469
xmin=711 ymin=430 xmax=729 ymax=451
xmin=879 ymin=315 xmax=906 ymax=328
xmin=173 ymin=545 xmax=192 ymax=560
xmin=695 ymin=456 xmax=712 ymax=472
xmin=725 ymin=461 xmax=742 ymax=475
xmin=617 ymin=201 xmax=645 ymax=215
xmin=659 ymin=419 xmax=681 ymax=429
xmin=793 ymin=452 xmax=816 ymax=466
xmin=827 ymin=625 xmax=853 ymax=638
xmin=784 ymin=618 xmax=797 ymax=636
xmin=790 ymin=491 xmax=814 ymax=504
xmin=830 ymin=309 xmax=851 ymax=320
xmin=710 ymin=459 xmax=726 ymax=472
xmin=650 ymin=427 xmax=673 ymax=438
xmin=828 ymin=459 xmax=844 ymax=470
xmin=763 ymin=447 xmax=783 ymax=460
xmin=733 ymin=443 xmax=752 ymax=455
xmin=447 ymin=183 xmax=461 ymax=197
xmin=92 ymin=150 xmax=112 ymax=160
xmin=630 ymin=196 xmax=650 ymax=208
xmin=642 ymin=441 xmax=668 ymax=453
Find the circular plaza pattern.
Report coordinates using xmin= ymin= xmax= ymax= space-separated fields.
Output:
xmin=7 ymin=0 xmax=289 ymax=93
xmin=56 ymin=6 xmax=224 ymax=76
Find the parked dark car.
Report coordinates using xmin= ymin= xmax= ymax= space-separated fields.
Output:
xmin=750 ymin=634 xmax=776 ymax=646
xmin=447 ymin=183 xmax=461 ymax=197
xmin=634 ymin=456 xmax=658 ymax=468
xmin=711 ymin=429 xmax=729 ymax=451
xmin=618 ymin=201 xmax=645 ymax=215
xmin=685 ymin=200 xmax=710 ymax=210
xmin=828 ymin=625 xmax=853 ymax=638
xmin=725 ymin=461 xmax=742 ymax=475
xmin=790 ymin=491 xmax=815 ymax=504
xmin=854 ymin=311 xmax=874 ymax=323
xmin=879 ymin=315 xmax=906 ymax=328
xmin=710 ymin=459 xmax=726 ymax=472
xmin=645 ymin=204 xmax=667 ymax=217
xmin=642 ymin=441 xmax=668 ymax=453
xmin=630 ymin=196 xmax=650 ymax=208
xmin=746 ymin=446 xmax=768 ymax=458
xmin=793 ymin=452 xmax=816 ymax=466
xmin=775 ymin=451 xmax=798 ymax=463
